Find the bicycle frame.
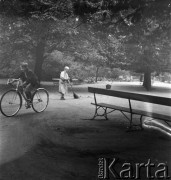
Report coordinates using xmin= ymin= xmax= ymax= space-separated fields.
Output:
xmin=0 ymin=79 xmax=49 ymax=116
xmin=10 ymin=79 xmax=32 ymax=103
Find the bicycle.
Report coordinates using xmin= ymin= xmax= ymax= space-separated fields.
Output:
xmin=0 ymin=79 xmax=49 ymax=117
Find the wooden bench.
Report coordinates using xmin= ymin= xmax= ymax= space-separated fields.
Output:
xmin=88 ymin=87 xmax=171 ymax=130
xmin=52 ymin=78 xmax=60 ymax=86
xmin=52 ymin=78 xmax=79 ymax=86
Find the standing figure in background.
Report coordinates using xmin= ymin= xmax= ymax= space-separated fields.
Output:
xmin=59 ymin=66 xmax=70 ymax=100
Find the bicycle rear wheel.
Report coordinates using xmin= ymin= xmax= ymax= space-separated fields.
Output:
xmin=32 ymin=88 xmax=49 ymax=113
xmin=0 ymin=89 xmax=22 ymax=117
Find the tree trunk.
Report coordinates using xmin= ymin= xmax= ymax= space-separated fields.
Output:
xmin=95 ymin=67 xmax=99 ymax=82
xmin=34 ymin=38 xmax=45 ymax=81
xmin=143 ymin=68 xmax=151 ymax=91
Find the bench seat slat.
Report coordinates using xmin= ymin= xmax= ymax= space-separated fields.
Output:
xmin=92 ymin=103 xmax=171 ymax=122
xmin=91 ymin=103 xmax=130 ymax=113
xmin=132 ymin=109 xmax=171 ymax=122
xmin=88 ymin=87 xmax=171 ymax=106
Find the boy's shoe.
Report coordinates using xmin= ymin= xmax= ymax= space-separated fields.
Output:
xmin=60 ymin=97 xmax=65 ymax=100
xmin=26 ymin=104 xmax=31 ymax=109
xmin=25 ymin=101 xmax=32 ymax=109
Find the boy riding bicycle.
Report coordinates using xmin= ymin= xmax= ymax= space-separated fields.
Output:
xmin=10 ymin=62 xmax=39 ymax=108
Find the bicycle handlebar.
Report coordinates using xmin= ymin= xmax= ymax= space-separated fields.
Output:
xmin=7 ymin=78 xmax=22 ymax=87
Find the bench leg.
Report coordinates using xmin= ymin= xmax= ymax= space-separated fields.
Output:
xmin=128 ymin=113 xmax=133 ymax=129
xmin=140 ymin=115 xmax=143 ymax=130
xmin=104 ymin=108 xmax=108 ymax=120
xmin=91 ymin=106 xmax=99 ymax=120
xmin=127 ymin=113 xmax=144 ymax=131
xmin=91 ymin=106 xmax=108 ymax=120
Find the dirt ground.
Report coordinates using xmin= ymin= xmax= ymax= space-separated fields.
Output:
xmin=0 ymin=81 xmax=171 ymax=180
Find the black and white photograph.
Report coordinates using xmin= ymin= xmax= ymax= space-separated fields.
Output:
xmin=0 ymin=0 xmax=171 ymax=179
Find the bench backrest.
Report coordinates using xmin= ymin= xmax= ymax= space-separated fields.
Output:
xmin=88 ymin=87 xmax=171 ymax=106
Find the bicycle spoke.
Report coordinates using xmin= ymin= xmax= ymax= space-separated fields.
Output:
xmin=0 ymin=90 xmax=21 ymax=117
xmin=32 ymin=89 xmax=49 ymax=113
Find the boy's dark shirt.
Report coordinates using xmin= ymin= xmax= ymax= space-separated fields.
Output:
xmin=16 ymin=69 xmax=39 ymax=87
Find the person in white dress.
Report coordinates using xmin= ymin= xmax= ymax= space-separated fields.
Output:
xmin=59 ymin=66 xmax=70 ymax=100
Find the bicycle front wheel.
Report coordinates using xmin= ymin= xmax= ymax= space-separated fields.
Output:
xmin=32 ymin=88 xmax=49 ymax=113
xmin=0 ymin=89 xmax=22 ymax=117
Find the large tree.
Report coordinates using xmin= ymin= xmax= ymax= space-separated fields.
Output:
xmin=0 ymin=0 xmax=74 ymax=80
xmin=0 ymin=0 xmax=170 ymax=89
xmin=73 ymin=0 xmax=171 ymax=90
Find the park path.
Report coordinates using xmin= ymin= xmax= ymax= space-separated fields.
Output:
xmin=0 ymin=82 xmax=170 ymax=179
xmin=0 ymin=93 xmax=93 ymax=165
xmin=0 ymin=82 xmax=171 ymax=165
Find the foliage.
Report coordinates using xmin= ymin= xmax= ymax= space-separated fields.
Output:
xmin=160 ymin=73 xmax=171 ymax=83
xmin=0 ymin=0 xmax=170 ymax=90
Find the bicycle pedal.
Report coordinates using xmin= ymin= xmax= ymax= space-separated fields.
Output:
xmin=26 ymin=105 xmax=31 ymax=109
